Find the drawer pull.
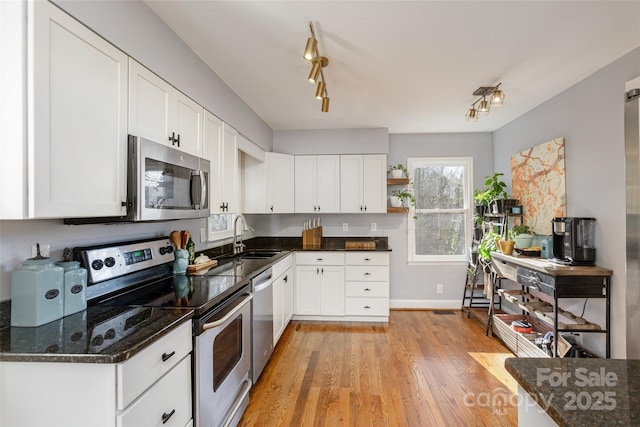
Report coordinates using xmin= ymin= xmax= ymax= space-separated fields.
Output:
xmin=162 ymin=409 xmax=175 ymax=424
xmin=364 ymin=272 xmax=371 ymax=276
xmin=364 ymin=258 xmax=371 ymax=261
xmin=364 ymin=288 xmax=371 ymax=291
xmin=364 ymin=305 xmax=371 ymax=309
xmin=161 ymin=351 xmax=175 ymax=362
xmin=316 ymin=258 xmax=323 ymax=262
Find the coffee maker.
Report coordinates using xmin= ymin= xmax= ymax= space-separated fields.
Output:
xmin=550 ymin=217 xmax=597 ymax=265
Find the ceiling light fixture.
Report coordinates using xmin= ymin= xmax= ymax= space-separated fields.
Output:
xmin=303 ymin=21 xmax=330 ymax=113
xmin=465 ymin=83 xmax=505 ymax=122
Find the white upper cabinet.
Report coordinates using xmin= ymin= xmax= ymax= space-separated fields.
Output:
xmin=294 ymin=155 xmax=340 ymax=213
xmin=340 ymin=155 xmax=387 ymax=213
xmin=128 ymin=59 xmax=203 ymax=157
xmin=203 ymin=111 xmax=239 ymax=213
xmin=24 ymin=0 xmax=128 ymax=218
xmin=266 ymin=152 xmax=295 ymax=213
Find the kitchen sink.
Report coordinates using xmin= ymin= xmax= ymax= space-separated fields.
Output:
xmin=237 ymin=250 xmax=282 ymax=259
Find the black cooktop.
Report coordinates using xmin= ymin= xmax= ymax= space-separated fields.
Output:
xmin=96 ymin=272 xmax=249 ymax=316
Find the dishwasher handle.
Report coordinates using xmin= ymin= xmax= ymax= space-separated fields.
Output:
xmin=252 ymin=268 xmax=273 ymax=293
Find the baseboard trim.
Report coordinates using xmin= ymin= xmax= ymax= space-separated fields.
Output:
xmin=390 ymin=299 xmax=460 ymax=310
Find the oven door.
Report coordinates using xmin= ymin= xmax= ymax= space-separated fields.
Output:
xmin=194 ymin=290 xmax=253 ymax=427
xmin=129 ymin=135 xmax=209 ymax=221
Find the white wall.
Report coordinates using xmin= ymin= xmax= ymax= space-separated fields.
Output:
xmin=493 ymin=46 xmax=640 ymax=358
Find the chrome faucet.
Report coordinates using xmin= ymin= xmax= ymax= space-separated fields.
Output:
xmin=233 ymin=214 xmax=248 ymax=254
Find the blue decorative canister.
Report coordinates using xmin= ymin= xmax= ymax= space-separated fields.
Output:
xmin=11 ymin=245 xmax=64 ymax=327
xmin=56 ymin=260 xmax=87 ymax=316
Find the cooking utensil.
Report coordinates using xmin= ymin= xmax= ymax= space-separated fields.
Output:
xmin=170 ymin=230 xmax=181 ymax=249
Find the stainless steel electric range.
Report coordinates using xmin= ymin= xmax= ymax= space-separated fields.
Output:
xmin=75 ymin=237 xmax=271 ymax=427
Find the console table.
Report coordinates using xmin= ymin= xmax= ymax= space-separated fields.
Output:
xmin=490 ymin=252 xmax=612 ymax=358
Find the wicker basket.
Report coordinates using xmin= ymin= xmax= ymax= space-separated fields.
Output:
xmin=493 ymin=314 xmax=551 ymax=358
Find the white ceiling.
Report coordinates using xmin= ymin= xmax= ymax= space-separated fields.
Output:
xmin=145 ymin=0 xmax=640 ymax=134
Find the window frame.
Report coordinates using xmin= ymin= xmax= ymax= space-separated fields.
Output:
xmin=407 ymin=157 xmax=473 ymax=264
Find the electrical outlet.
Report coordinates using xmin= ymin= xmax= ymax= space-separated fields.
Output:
xmin=343 ymin=223 xmax=348 ymax=231
xmin=32 ymin=244 xmax=50 ymax=258
xmin=371 ymin=222 xmax=377 ymax=231
xmin=200 ymin=228 xmax=207 ymax=243
xmin=436 ymin=283 xmax=444 ymax=294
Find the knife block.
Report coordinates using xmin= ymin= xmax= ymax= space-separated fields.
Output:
xmin=302 ymin=227 xmax=322 ymax=249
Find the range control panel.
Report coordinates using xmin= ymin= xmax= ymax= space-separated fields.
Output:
xmin=74 ymin=237 xmax=175 ymax=284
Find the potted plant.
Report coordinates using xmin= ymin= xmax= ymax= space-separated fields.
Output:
xmin=498 ymin=212 xmax=515 ymax=255
xmin=387 ymin=163 xmax=409 ymax=179
xmin=510 ymin=224 xmax=533 ymax=249
xmin=477 ymin=229 xmax=500 ymax=262
xmin=390 ymin=188 xmax=415 ymax=207
xmin=474 ymin=173 xmax=509 ymax=214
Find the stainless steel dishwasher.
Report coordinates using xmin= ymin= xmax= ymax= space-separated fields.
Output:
xmin=251 ymin=267 xmax=274 ymax=382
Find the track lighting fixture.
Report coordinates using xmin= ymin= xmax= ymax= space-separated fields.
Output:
xmin=465 ymin=83 xmax=505 ymax=121
xmin=302 ymin=21 xmax=330 ymax=112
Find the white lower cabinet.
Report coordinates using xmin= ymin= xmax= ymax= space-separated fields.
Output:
xmin=345 ymin=252 xmax=390 ymax=319
xmin=0 ymin=321 xmax=193 ymax=427
xmin=273 ymin=254 xmax=294 ymax=345
xmin=294 ymin=252 xmax=345 ymax=317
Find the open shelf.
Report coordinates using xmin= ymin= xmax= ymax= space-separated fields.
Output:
xmin=387 ymin=207 xmax=409 ymax=213
xmin=387 ymin=178 xmax=410 ymax=185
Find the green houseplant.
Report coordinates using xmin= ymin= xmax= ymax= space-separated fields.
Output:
xmin=387 ymin=163 xmax=410 ymax=178
xmin=510 ymin=224 xmax=533 ymax=249
xmin=474 ymin=173 xmax=509 ymax=211
xmin=390 ymin=188 xmax=415 ymax=207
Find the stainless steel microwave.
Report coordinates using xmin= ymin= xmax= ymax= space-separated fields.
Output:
xmin=126 ymin=135 xmax=209 ymax=221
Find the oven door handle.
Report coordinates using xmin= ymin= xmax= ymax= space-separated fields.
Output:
xmin=202 ymin=293 xmax=253 ymax=331
xmin=222 ymin=375 xmax=252 ymax=427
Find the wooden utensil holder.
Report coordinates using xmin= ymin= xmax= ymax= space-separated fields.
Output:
xmin=302 ymin=227 xmax=323 ymax=249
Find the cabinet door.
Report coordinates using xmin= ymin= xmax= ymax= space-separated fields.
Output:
xmin=222 ymin=123 xmax=239 ymax=213
xmin=294 ymin=156 xmax=317 ymax=213
xmin=320 ymin=266 xmax=345 ymax=316
xmin=316 ymin=155 xmax=341 ymax=213
xmin=273 ymin=273 xmax=284 ymax=345
xmin=128 ymin=58 xmax=171 ymax=146
xmin=31 ymin=0 xmax=127 ymax=218
xmin=203 ymin=110 xmax=224 ymax=213
xmin=283 ymin=268 xmax=294 ymax=324
xmin=172 ymin=91 xmax=203 ymax=157
xmin=266 ymin=152 xmax=294 ymax=213
xmin=362 ymin=155 xmax=387 ymax=213
xmin=340 ymin=155 xmax=364 ymax=213
xmin=295 ymin=266 xmax=321 ymax=315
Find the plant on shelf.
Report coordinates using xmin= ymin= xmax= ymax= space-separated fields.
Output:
xmin=390 ymin=188 xmax=415 ymax=207
xmin=477 ymin=229 xmax=500 ymax=262
xmin=498 ymin=212 xmax=515 ymax=255
xmin=474 ymin=173 xmax=509 ymax=214
xmin=387 ymin=163 xmax=410 ymax=178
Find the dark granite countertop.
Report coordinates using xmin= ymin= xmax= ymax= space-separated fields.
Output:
xmin=505 ymin=357 xmax=640 ymax=426
xmin=0 ymin=301 xmax=193 ymax=363
xmin=241 ymin=236 xmax=391 ymax=252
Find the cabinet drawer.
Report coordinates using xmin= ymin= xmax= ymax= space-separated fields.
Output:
xmin=346 ymin=297 xmax=389 ymax=316
xmin=273 ymin=253 xmax=293 ymax=278
xmin=345 ymin=252 xmax=389 ymax=266
xmin=117 ymin=321 xmax=192 ymax=410
xmin=118 ymin=355 xmax=192 ymax=427
xmin=345 ymin=266 xmax=388 ymax=282
xmin=346 ymin=282 xmax=389 ymax=298
xmin=296 ymin=252 xmax=344 ymax=266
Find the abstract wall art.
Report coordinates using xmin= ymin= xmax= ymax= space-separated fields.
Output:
xmin=510 ymin=137 xmax=566 ymax=235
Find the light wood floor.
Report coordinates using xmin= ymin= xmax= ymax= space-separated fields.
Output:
xmin=239 ymin=310 xmax=518 ymax=426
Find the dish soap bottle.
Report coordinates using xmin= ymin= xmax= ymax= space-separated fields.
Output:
xmin=187 ymin=238 xmax=195 ymax=264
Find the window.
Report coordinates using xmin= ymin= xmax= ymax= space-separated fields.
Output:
xmin=207 ymin=213 xmax=236 ymax=241
xmin=407 ymin=157 xmax=473 ymax=263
